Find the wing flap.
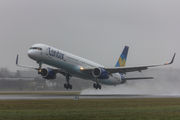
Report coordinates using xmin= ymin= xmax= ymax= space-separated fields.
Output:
xmin=105 ymin=66 xmax=148 ymax=74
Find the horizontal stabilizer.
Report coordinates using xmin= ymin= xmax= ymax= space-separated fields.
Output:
xmin=122 ymin=77 xmax=154 ymax=80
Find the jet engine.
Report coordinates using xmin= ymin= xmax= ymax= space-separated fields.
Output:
xmin=40 ymin=68 xmax=56 ymax=79
xmin=92 ymin=67 xmax=109 ymax=79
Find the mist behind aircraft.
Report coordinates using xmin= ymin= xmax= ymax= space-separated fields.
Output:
xmin=81 ymin=68 xmax=180 ymax=95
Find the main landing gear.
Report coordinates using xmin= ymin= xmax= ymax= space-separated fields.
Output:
xmin=64 ymin=75 xmax=73 ymax=90
xmin=64 ymin=83 xmax=72 ymax=89
xmin=93 ymin=79 xmax=102 ymax=89
xmin=93 ymin=83 xmax=102 ymax=89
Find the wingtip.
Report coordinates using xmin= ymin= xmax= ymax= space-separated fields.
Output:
xmin=16 ymin=54 xmax=19 ymax=65
xmin=170 ymin=53 xmax=176 ymax=64
xmin=165 ymin=53 xmax=176 ymax=65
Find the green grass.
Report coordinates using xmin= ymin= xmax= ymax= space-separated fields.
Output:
xmin=0 ymin=91 xmax=80 ymax=95
xmin=0 ymin=98 xmax=180 ymax=120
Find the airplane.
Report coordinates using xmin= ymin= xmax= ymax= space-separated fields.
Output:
xmin=16 ymin=44 xmax=176 ymax=90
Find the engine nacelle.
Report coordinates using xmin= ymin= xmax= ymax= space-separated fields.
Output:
xmin=92 ymin=67 xmax=109 ymax=79
xmin=40 ymin=68 xmax=56 ymax=79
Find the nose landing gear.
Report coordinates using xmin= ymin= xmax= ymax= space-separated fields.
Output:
xmin=37 ymin=61 xmax=43 ymax=74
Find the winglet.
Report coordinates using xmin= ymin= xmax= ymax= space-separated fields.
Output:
xmin=16 ymin=54 xmax=19 ymax=65
xmin=164 ymin=53 xmax=176 ymax=65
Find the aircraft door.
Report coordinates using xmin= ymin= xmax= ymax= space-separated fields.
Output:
xmin=63 ymin=54 xmax=66 ymax=61
xmin=46 ymin=47 xmax=52 ymax=58
xmin=46 ymin=48 xmax=48 ymax=55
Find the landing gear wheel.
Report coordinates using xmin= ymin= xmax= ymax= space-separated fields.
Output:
xmin=93 ymin=83 xmax=96 ymax=88
xmin=69 ymin=84 xmax=72 ymax=89
xmin=93 ymin=83 xmax=102 ymax=89
xmin=64 ymin=75 xmax=73 ymax=90
xmin=98 ymin=84 xmax=101 ymax=89
xmin=64 ymin=83 xmax=73 ymax=90
xmin=64 ymin=83 xmax=68 ymax=89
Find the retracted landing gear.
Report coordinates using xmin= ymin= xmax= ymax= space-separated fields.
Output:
xmin=93 ymin=83 xmax=102 ymax=89
xmin=64 ymin=75 xmax=73 ymax=90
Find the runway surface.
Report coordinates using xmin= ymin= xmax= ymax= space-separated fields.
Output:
xmin=1 ymin=94 xmax=180 ymax=100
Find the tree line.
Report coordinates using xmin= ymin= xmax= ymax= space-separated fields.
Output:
xmin=0 ymin=67 xmax=21 ymax=78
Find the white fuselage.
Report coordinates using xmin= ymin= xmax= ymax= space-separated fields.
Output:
xmin=28 ymin=44 xmax=122 ymax=85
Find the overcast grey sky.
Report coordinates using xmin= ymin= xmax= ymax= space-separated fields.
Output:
xmin=0 ymin=0 xmax=179 ymax=71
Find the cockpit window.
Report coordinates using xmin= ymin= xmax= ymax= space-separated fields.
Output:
xmin=29 ymin=47 xmax=42 ymax=50
xmin=37 ymin=47 xmax=42 ymax=50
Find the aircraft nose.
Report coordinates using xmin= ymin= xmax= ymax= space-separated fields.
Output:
xmin=28 ymin=50 xmax=36 ymax=60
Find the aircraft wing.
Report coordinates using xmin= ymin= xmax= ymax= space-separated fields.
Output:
xmin=16 ymin=55 xmax=40 ymax=70
xmin=81 ymin=53 xmax=176 ymax=75
xmin=16 ymin=54 xmax=70 ymax=76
